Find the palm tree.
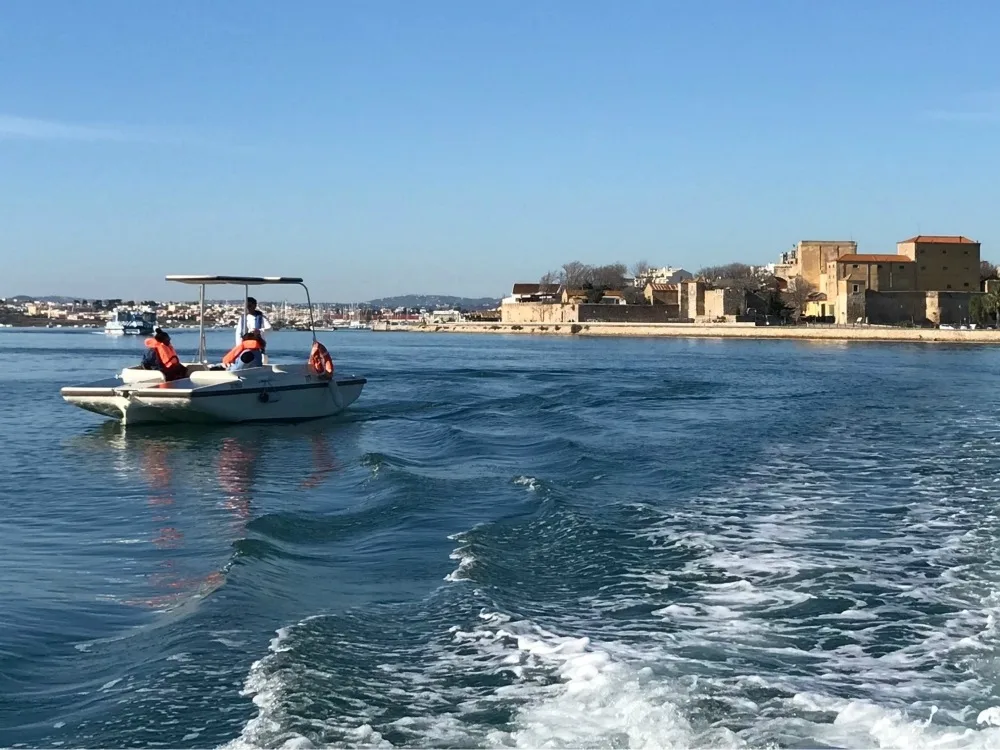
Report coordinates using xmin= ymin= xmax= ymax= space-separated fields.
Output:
xmin=984 ymin=288 xmax=1000 ymax=328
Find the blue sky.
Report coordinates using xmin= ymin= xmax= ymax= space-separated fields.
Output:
xmin=2 ymin=0 xmax=999 ymax=302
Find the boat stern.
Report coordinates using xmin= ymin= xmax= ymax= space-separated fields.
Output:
xmin=334 ymin=376 xmax=366 ymax=410
xmin=60 ymin=376 xmax=184 ymax=425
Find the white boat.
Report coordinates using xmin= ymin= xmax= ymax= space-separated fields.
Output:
xmin=105 ymin=306 xmax=157 ymax=335
xmin=61 ymin=275 xmax=366 ymax=425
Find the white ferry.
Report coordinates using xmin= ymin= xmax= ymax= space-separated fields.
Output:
xmin=105 ymin=306 xmax=157 ymax=336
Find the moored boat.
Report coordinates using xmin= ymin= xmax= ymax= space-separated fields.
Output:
xmin=105 ymin=306 xmax=157 ymax=336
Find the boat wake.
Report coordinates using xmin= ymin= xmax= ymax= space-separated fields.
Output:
xmin=224 ymin=432 xmax=1000 ymax=749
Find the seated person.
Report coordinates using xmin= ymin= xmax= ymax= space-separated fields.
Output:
xmin=222 ymin=332 xmax=264 ymax=371
xmin=141 ymin=328 xmax=187 ymax=381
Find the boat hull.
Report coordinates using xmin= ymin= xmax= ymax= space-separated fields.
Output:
xmin=104 ymin=327 xmax=150 ymax=335
xmin=61 ymin=370 xmax=366 ymax=425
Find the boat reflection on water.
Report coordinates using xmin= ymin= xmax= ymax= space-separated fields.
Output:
xmin=134 ymin=438 xmax=236 ymax=611
xmin=217 ymin=436 xmax=257 ymax=532
xmin=67 ymin=422 xmax=342 ymax=612
xmin=299 ymin=430 xmax=340 ymax=489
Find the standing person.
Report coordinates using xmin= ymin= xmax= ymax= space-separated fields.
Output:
xmin=235 ymin=296 xmax=271 ymax=348
xmin=141 ymin=328 xmax=187 ymax=381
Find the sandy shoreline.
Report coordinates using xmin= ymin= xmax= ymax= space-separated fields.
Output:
xmin=387 ymin=321 xmax=1000 ymax=344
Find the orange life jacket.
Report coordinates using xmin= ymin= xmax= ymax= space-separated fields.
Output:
xmin=223 ymin=337 xmax=263 ymax=366
xmin=146 ymin=339 xmax=187 ymax=382
xmin=145 ymin=338 xmax=181 ymax=371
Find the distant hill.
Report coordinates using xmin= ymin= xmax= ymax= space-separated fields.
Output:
xmin=363 ymin=294 xmax=500 ymax=310
xmin=5 ymin=294 xmax=80 ymax=303
xmin=4 ymin=292 xmax=502 ymax=311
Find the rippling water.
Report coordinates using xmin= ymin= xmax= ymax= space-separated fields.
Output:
xmin=4 ymin=328 xmax=1000 ymax=748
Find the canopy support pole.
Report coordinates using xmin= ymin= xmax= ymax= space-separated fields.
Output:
xmin=198 ymin=284 xmax=206 ymax=363
xmin=301 ymin=283 xmax=317 ymax=342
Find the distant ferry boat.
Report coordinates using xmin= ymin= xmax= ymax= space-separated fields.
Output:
xmin=105 ymin=307 xmax=157 ymax=336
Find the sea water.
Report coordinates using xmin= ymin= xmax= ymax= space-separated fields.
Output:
xmin=3 ymin=328 xmax=1000 ymax=748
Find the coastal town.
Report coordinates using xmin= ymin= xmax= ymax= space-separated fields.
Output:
xmin=499 ymin=235 xmax=1000 ymax=330
xmin=4 ymin=234 xmax=999 ymax=338
xmin=0 ymin=297 xmax=467 ymax=331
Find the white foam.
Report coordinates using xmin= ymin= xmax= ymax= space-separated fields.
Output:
xmin=452 ymin=616 xmax=739 ymax=749
xmin=513 ymin=475 xmax=540 ymax=491
xmin=444 ymin=550 xmax=475 ymax=582
xmin=802 ymin=697 xmax=1000 ymax=749
xmin=977 ymin=708 xmax=1000 ymax=727
xmin=443 ymin=531 xmax=476 ymax=582
xmin=222 ymin=619 xmax=329 ymax=750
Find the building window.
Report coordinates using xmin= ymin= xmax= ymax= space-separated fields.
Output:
xmin=899 ymin=265 xmax=905 ymax=270
xmin=964 ymin=282 xmax=970 ymax=287
xmin=877 ymin=264 xmax=882 ymax=269
xmin=921 ymin=266 xmax=926 ymax=270
xmin=852 ymin=284 xmax=860 ymax=293
xmin=943 ymin=266 xmax=948 ymax=270
xmin=947 ymin=284 xmax=952 ymax=289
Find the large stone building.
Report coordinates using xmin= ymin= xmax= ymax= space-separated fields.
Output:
xmin=825 ymin=254 xmax=918 ymax=295
xmin=775 ymin=240 xmax=858 ymax=290
xmin=782 ymin=235 xmax=983 ymax=324
xmin=896 ymin=235 xmax=980 ymax=291
xmin=502 ymin=279 xmax=763 ymax=324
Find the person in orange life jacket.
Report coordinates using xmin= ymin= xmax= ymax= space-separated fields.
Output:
xmin=223 ymin=332 xmax=264 ymax=371
xmin=141 ymin=328 xmax=187 ymax=381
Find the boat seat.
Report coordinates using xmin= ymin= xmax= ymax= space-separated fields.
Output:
xmin=188 ymin=370 xmax=240 ymax=385
xmin=268 ymin=362 xmax=309 ymax=375
xmin=120 ymin=366 xmax=165 ymax=384
xmin=121 ymin=362 xmax=210 ymax=385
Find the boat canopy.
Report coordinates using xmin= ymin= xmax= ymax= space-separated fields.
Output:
xmin=164 ymin=274 xmax=315 ymax=363
xmin=166 ymin=275 xmax=304 ymax=286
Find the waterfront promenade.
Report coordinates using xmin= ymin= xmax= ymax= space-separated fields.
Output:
xmin=405 ymin=320 xmax=1000 ymax=344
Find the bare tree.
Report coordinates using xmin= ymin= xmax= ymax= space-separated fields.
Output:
xmin=697 ymin=263 xmax=754 ymax=281
xmin=785 ymin=278 xmax=816 ymax=321
xmin=591 ymin=263 xmax=628 ymax=290
xmin=981 ymin=260 xmax=998 ymax=284
xmin=561 ymin=261 xmax=592 ymax=290
xmin=539 ymin=270 xmax=560 ymax=288
xmin=697 ymin=263 xmax=761 ymax=292
xmin=631 ymin=260 xmax=651 ymax=283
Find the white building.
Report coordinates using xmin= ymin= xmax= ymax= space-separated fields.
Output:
xmin=634 ymin=267 xmax=694 ymax=287
xmin=426 ymin=309 xmax=463 ymax=323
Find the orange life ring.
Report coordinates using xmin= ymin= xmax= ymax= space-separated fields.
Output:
xmin=309 ymin=341 xmax=334 ymax=379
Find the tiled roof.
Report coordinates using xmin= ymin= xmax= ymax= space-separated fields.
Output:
xmin=837 ymin=254 xmax=915 ymax=264
xmin=899 ymin=235 xmax=978 ymax=244
xmin=512 ymin=283 xmax=560 ymax=295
